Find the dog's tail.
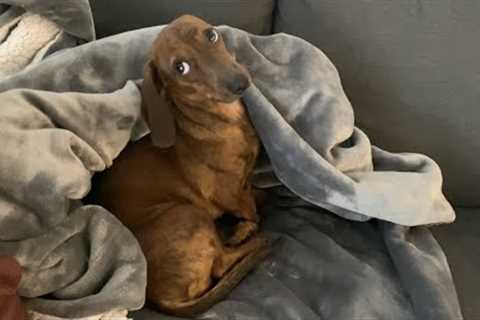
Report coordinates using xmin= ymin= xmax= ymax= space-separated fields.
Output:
xmin=154 ymin=238 xmax=271 ymax=317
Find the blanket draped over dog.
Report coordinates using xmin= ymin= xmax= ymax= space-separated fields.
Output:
xmin=0 ymin=1 xmax=462 ymax=319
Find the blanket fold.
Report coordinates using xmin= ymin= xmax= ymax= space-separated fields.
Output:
xmin=0 ymin=0 xmax=94 ymax=41
xmin=0 ymin=84 xmax=147 ymax=317
xmin=0 ymin=0 xmax=94 ymax=79
xmin=228 ymin=29 xmax=454 ymax=226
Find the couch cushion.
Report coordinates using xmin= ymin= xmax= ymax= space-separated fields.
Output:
xmin=433 ymin=208 xmax=480 ymax=320
xmin=274 ymin=0 xmax=480 ymax=206
xmin=89 ymin=0 xmax=275 ymax=38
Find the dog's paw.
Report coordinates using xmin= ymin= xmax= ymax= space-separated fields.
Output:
xmin=226 ymin=221 xmax=257 ymax=246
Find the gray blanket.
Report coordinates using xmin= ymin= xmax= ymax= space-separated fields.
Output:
xmin=0 ymin=1 xmax=462 ymax=319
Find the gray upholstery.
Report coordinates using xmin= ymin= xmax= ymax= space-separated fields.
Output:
xmin=433 ymin=208 xmax=480 ymax=320
xmin=274 ymin=0 xmax=480 ymax=207
xmin=89 ymin=0 xmax=275 ymax=38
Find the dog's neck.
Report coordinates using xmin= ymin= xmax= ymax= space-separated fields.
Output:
xmin=169 ymin=98 xmax=260 ymax=205
xmin=172 ymin=98 xmax=255 ymax=142
xmin=172 ymin=98 xmax=258 ymax=170
xmin=176 ymin=98 xmax=247 ymax=122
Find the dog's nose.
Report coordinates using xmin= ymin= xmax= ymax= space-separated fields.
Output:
xmin=227 ymin=74 xmax=250 ymax=95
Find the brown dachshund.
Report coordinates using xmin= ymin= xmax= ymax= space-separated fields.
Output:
xmin=91 ymin=15 xmax=268 ymax=317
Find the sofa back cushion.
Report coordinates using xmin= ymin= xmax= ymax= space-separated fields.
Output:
xmin=274 ymin=0 xmax=480 ymax=206
xmin=89 ymin=0 xmax=275 ymax=38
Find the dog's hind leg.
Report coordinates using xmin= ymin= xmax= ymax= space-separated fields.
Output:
xmin=133 ymin=203 xmax=220 ymax=304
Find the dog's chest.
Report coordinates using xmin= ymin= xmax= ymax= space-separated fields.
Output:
xmin=176 ymin=125 xmax=258 ymax=214
xmin=215 ymin=101 xmax=247 ymax=122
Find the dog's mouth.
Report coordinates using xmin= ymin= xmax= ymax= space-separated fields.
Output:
xmin=216 ymin=75 xmax=251 ymax=103
xmin=215 ymin=88 xmax=249 ymax=103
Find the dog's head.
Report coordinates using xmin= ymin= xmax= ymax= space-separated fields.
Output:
xmin=142 ymin=15 xmax=251 ymax=148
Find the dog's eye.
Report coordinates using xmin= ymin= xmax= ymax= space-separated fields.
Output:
xmin=206 ymin=29 xmax=219 ymax=43
xmin=175 ymin=61 xmax=190 ymax=75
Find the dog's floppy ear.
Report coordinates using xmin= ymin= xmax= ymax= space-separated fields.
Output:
xmin=141 ymin=60 xmax=176 ymax=148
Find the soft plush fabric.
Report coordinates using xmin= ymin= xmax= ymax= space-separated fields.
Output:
xmin=0 ymin=4 xmax=9 ymax=14
xmin=0 ymin=86 xmax=148 ymax=318
xmin=274 ymin=0 xmax=480 ymax=207
xmin=27 ymin=309 xmax=129 ymax=320
xmin=433 ymin=208 xmax=480 ymax=320
xmin=0 ymin=22 xmax=462 ymax=319
xmin=0 ymin=12 xmax=61 ymax=77
xmin=0 ymin=2 xmax=146 ymax=317
xmin=0 ymin=0 xmax=94 ymax=79
xmin=1 ymin=0 xmax=95 ymax=41
xmin=89 ymin=0 xmax=275 ymax=38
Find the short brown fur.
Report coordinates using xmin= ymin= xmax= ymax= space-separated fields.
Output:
xmin=90 ymin=15 xmax=268 ymax=316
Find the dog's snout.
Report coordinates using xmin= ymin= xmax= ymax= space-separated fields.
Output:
xmin=226 ymin=74 xmax=250 ymax=95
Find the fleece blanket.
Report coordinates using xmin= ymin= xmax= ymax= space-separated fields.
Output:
xmin=0 ymin=0 xmax=93 ymax=78
xmin=0 ymin=1 xmax=462 ymax=320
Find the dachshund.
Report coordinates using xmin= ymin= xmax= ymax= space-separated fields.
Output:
xmin=90 ymin=15 xmax=268 ymax=317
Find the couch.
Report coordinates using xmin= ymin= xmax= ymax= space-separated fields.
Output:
xmin=0 ymin=0 xmax=475 ymax=318
xmin=89 ymin=1 xmax=479 ymax=318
